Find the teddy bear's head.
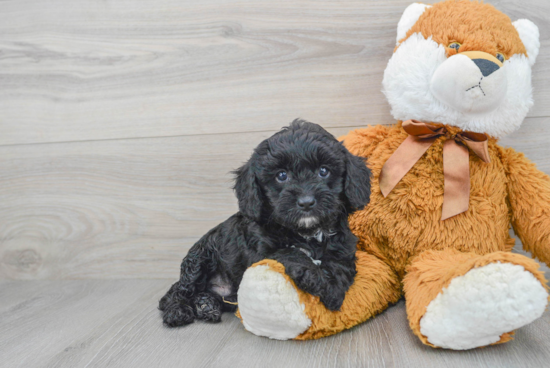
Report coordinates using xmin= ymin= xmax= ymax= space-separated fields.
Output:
xmin=382 ymin=0 xmax=540 ymax=138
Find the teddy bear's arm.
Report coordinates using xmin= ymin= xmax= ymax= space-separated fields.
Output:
xmin=339 ymin=124 xmax=391 ymax=158
xmin=502 ymin=146 xmax=550 ymax=267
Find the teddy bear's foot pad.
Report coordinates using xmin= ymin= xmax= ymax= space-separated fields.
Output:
xmin=238 ymin=264 xmax=311 ymax=340
xmin=420 ymin=262 xmax=548 ymax=350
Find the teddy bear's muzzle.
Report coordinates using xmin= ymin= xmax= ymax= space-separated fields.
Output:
xmin=430 ymin=51 xmax=508 ymax=115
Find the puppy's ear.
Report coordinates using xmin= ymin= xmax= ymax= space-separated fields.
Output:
xmin=343 ymin=146 xmax=372 ymax=212
xmin=233 ymin=159 xmax=263 ymax=221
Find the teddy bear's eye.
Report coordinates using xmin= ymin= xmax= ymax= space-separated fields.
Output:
xmin=448 ymin=42 xmax=461 ymax=51
xmin=496 ymin=53 xmax=505 ymax=63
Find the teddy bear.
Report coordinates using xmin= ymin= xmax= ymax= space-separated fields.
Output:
xmin=235 ymin=0 xmax=550 ymax=350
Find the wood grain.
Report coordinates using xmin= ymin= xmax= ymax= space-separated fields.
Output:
xmin=0 ymin=0 xmax=548 ymax=146
xmin=0 ymin=126 xmax=350 ymax=279
xmin=0 ymin=279 xmax=549 ymax=368
xmin=1 ymin=0 xmax=550 ymax=366
xmin=2 ymin=120 xmax=550 ymax=280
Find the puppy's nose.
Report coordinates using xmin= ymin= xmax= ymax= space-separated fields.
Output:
xmin=297 ymin=196 xmax=316 ymax=211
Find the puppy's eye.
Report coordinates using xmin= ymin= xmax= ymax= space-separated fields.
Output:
xmin=319 ymin=167 xmax=330 ymax=178
xmin=448 ymin=42 xmax=461 ymax=51
xmin=276 ymin=171 xmax=288 ymax=183
xmin=496 ymin=53 xmax=505 ymax=63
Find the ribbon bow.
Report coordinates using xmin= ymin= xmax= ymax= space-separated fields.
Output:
xmin=379 ymin=120 xmax=491 ymax=220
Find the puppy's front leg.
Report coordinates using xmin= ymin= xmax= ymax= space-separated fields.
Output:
xmin=316 ymin=257 xmax=356 ymax=311
xmin=270 ymin=246 xmax=356 ymax=311
xmin=313 ymin=230 xmax=358 ymax=311
xmin=269 ymin=248 xmax=325 ymax=298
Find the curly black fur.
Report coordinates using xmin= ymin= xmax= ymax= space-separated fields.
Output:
xmin=159 ymin=119 xmax=372 ymax=327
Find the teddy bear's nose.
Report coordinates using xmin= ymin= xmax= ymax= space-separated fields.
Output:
xmin=472 ymin=58 xmax=500 ymax=77
xmin=458 ymin=51 xmax=503 ymax=78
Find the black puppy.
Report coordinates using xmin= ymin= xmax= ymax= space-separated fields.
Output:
xmin=159 ymin=119 xmax=371 ymax=327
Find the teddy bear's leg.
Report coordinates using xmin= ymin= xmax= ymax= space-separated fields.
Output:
xmin=237 ymin=251 xmax=401 ymax=340
xmin=403 ymin=249 xmax=549 ymax=350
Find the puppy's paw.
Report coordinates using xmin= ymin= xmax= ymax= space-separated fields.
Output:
xmin=320 ymin=291 xmax=345 ymax=311
xmin=193 ymin=293 xmax=222 ymax=323
xmin=286 ymin=264 xmax=322 ymax=294
xmin=162 ymin=302 xmax=196 ymax=327
xmin=285 ymin=263 xmax=307 ymax=281
xmin=158 ymin=294 xmax=172 ymax=311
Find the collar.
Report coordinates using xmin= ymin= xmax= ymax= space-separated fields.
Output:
xmin=298 ymin=229 xmax=337 ymax=242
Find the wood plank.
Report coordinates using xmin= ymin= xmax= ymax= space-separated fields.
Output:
xmin=0 ymin=126 xmax=351 ymax=280
xmin=2 ymin=120 xmax=550 ymax=280
xmin=0 ymin=279 xmax=167 ymax=368
xmin=500 ymin=116 xmax=550 ymax=172
xmin=0 ymin=0 xmax=548 ymax=146
xmin=0 ymin=279 xmax=549 ymax=368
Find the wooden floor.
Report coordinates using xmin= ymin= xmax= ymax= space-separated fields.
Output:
xmin=2 ymin=0 xmax=550 ymax=367
xmin=1 ymin=271 xmax=550 ymax=368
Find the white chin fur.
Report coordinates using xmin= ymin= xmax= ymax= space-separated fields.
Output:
xmin=238 ymin=265 xmax=311 ymax=340
xmin=298 ymin=216 xmax=318 ymax=228
xmin=420 ymin=262 xmax=548 ymax=350
xmin=383 ymin=33 xmax=534 ymax=138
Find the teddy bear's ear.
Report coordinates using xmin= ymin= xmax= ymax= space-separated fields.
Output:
xmin=513 ymin=19 xmax=540 ymax=66
xmin=396 ymin=3 xmax=432 ymax=45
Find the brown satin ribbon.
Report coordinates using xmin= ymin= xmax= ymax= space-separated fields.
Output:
xmin=379 ymin=120 xmax=491 ymax=221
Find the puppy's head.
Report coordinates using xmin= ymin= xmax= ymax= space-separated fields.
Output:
xmin=234 ymin=119 xmax=371 ymax=231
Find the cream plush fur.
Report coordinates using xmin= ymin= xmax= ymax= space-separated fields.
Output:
xmin=420 ymin=262 xmax=548 ymax=349
xmin=383 ymin=33 xmax=535 ymax=138
xmin=238 ymin=265 xmax=311 ymax=340
xmin=396 ymin=3 xmax=431 ymax=46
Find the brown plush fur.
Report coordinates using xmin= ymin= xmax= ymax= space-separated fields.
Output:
xmin=344 ymin=122 xmax=514 ymax=277
xmin=399 ymin=0 xmax=527 ymax=59
xmin=503 ymin=147 xmax=550 ymax=267
xmin=344 ymin=123 xmax=550 ymax=343
xmin=342 ymin=122 xmax=550 ymax=270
